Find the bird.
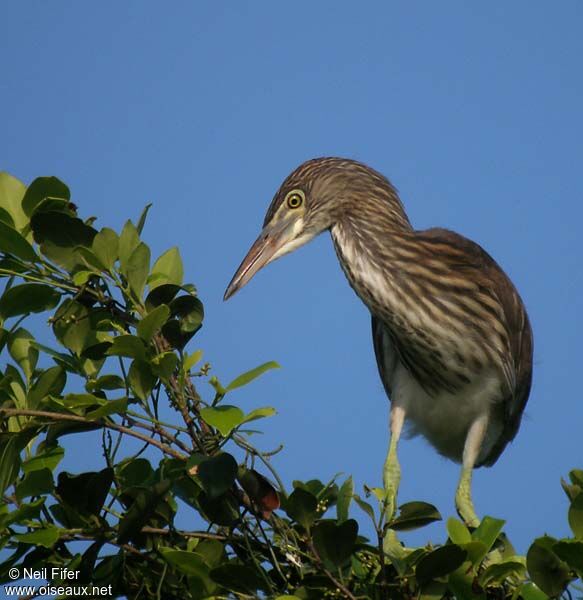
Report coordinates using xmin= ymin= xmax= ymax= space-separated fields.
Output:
xmin=223 ymin=157 xmax=533 ymax=532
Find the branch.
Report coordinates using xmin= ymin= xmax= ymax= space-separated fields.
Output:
xmin=0 ymin=408 xmax=187 ymax=461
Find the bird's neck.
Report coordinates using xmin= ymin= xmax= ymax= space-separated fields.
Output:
xmin=330 ymin=213 xmax=413 ymax=321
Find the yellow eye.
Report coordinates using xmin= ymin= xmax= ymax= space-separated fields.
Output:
xmin=286 ymin=191 xmax=304 ymax=209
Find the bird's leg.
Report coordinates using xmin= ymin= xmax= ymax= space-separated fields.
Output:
xmin=383 ymin=405 xmax=405 ymax=522
xmin=382 ymin=405 xmax=405 ymax=555
xmin=455 ymin=413 xmax=488 ymax=528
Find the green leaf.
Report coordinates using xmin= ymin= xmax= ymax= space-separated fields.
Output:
xmin=0 ymin=206 xmax=15 ymax=225
xmin=15 ymin=524 xmax=60 ymax=548
xmin=520 ymin=582 xmax=549 ymax=600
xmin=470 ymin=516 xmax=505 ymax=563
xmin=75 ymin=246 xmax=106 ymax=271
xmin=193 ymin=539 xmax=225 ymax=568
xmin=478 ymin=561 xmax=526 ymax=587
xmin=0 ymin=498 xmax=44 ymax=529
xmin=137 ymin=304 xmax=170 ymax=342
xmin=72 ymin=270 xmax=94 ymax=285
xmin=0 ymin=430 xmax=38 ymax=495
xmin=22 ymin=446 xmax=64 ymax=473
xmin=128 ymin=359 xmax=156 ymax=401
xmin=106 ymin=335 xmax=147 ymax=360
xmin=0 ymin=172 xmax=28 ymax=232
xmin=553 ymin=540 xmax=583 ymax=575
xmin=136 ymin=203 xmax=152 ymax=235
xmin=225 ymin=361 xmax=280 ymax=392
xmin=159 ymin=548 xmax=209 ymax=577
xmin=22 ymin=176 xmax=70 ymax=216
xmin=118 ymin=220 xmax=141 ymax=272
xmin=8 ymin=327 xmax=39 ymax=381
xmin=0 ymin=220 xmax=37 ymax=260
xmin=418 ymin=581 xmax=448 ymax=600
xmin=117 ymin=479 xmax=172 ymax=544
xmin=183 ymin=349 xmax=203 ymax=372
xmin=63 ymin=392 xmax=103 ymax=409
xmin=241 ymin=406 xmax=277 ymax=425
xmin=31 ymin=211 xmax=97 ymax=270
xmin=389 ymin=501 xmax=442 ymax=531
xmin=200 ymin=406 xmax=245 ymax=436
xmin=284 ymin=488 xmax=318 ymax=529
xmin=86 ymin=374 xmax=125 ymax=392
xmin=56 ymin=468 xmax=114 ymax=517
xmin=197 ymin=453 xmax=238 ymax=499
xmin=0 ymin=437 xmax=22 ymax=496
xmin=447 ymin=517 xmax=472 ymax=545
xmin=52 ymin=300 xmax=111 ymax=358
xmin=313 ymin=519 xmax=358 ymax=567
xmin=15 ymin=468 xmax=54 ymax=501
xmin=150 ymin=351 xmax=178 ymax=379
xmin=31 ymin=341 xmax=79 ymax=372
xmin=562 ymin=469 xmax=583 ymax=502
xmin=92 ymin=227 xmax=119 ymax=271
xmin=354 ymin=494 xmax=376 ymax=522
xmin=337 ymin=476 xmax=353 ymax=523
xmin=162 ymin=315 xmax=203 ymax=350
xmin=0 ymin=283 xmax=60 ymax=318
xmin=197 ymin=490 xmax=240 ymax=526
xmin=210 ymin=563 xmax=269 ymax=595
xmin=568 ymin=492 xmax=583 ymax=539
xmin=416 ymin=545 xmax=467 ymax=584
xmin=125 ymin=242 xmax=150 ymax=299
xmin=169 ymin=295 xmax=204 ymax=333
xmin=28 ymin=366 xmax=66 ymax=409
xmin=526 ymin=536 xmax=571 ymax=597
xmin=86 ymin=398 xmax=128 ymax=420
xmin=145 ymin=283 xmax=181 ymax=311
xmin=149 ymin=247 xmax=184 ymax=290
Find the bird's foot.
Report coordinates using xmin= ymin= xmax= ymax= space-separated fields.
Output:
xmin=455 ymin=467 xmax=480 ymax=528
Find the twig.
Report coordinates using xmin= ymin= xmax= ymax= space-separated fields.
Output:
xmin=0 ymin=408 xmax=186 ymax=460
xmin=140 ymin=526 xmax=227 ymax=540
xmin=126 ymin=416 xmax=191 ymax=454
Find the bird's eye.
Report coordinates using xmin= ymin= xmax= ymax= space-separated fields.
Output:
xmin=286 ymin=191 xmax=304 ymax=209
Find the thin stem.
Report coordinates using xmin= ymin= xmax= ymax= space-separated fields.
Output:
xmin=234 ymin=435 xmax=287 ymax=495
xmin=0 ymin=408 xmax=186 ymax=460
xmin=0 ymin=268 xmax=78 ymax=292
xmin=125 ymin=408 xmax=188 ymax=433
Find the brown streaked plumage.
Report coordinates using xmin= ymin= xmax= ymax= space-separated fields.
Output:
xmin=224 ymin=157 xmax=533 ymax=527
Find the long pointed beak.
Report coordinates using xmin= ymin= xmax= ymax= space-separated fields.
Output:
xmin=223 ymin=218 xmax=295 ymax=301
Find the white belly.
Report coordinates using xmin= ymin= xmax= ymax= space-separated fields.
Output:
xmin=391 ymin=361 xmax=503 ymax=464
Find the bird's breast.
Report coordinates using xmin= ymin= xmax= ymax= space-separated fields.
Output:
xmin=330 ymin=222 xmax=508 ymax=395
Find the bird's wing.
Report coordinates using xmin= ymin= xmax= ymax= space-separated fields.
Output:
xmin=371 ymin=315 xmax=398 ymax=400
xmin=480 ymin=262 xmax=534 ymax=465
xmin=418 ymin=228 xmax=534 ymax=465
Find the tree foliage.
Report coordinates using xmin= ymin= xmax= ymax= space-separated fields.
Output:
xmin=0 ymin=171 xmax=581 ymax=599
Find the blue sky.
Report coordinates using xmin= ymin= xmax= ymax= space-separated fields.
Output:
xmin=2 ymin=1 xmax=583 ymax=552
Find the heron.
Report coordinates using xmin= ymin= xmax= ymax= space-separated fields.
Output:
xmin=223 ymin=157 xmax=533 ymax=530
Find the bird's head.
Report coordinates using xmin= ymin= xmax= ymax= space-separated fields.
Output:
xmin=223 ymin=157 xmax=407 ymax=300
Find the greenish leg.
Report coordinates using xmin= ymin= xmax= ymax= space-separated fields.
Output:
xmin=382 ymin=405 xmax=405 ymax=555
xmin=455 ymin=466 xmax=480 ymax=528
xmin=455 ymin=413 xmax=488 ymax=529
xmin=383 ymin=434 xmax=401 ymax=522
